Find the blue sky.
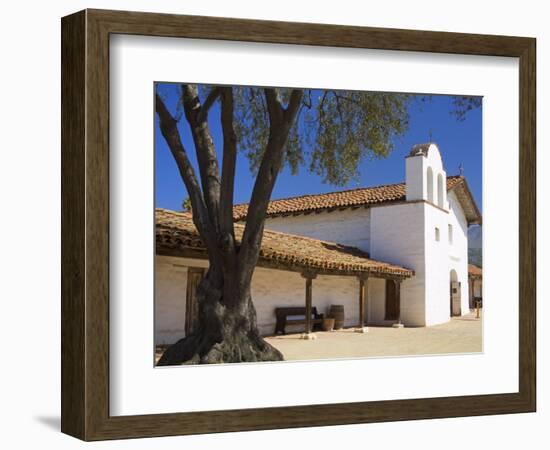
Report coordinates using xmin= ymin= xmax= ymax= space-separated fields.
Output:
xmin=155 ymin=84 xmax=482 ymax=213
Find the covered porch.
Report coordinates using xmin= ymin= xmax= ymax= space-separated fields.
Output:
xmin=468 ymin=264 xmax=483 ymax=310
xmin=155 ymin=208 xmax=414 ymax=346
xmin=277 ymin=269 xmax=410 ymax=340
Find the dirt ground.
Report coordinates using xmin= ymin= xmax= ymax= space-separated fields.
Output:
xmin=264 ymin=312 xmax=482 ymax=361
xmin=155 ymin=312 xmax=482 ymax=364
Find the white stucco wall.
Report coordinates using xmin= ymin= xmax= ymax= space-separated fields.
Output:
xmin=406 ymin=143 xmax=447 ymax=209
xmin=155 ymin=255 xmax=371 ymax=345
xmin=252 ymin=268 xmax=361 ymax=335
xmin=406 ymin=154 xmax=427 ymax=201
xmin=370 ymin=202 xmax=426 ymax=326
xmin=154 ymin=256 xmax=191 ymax=345
xmin=365 ymin=277 xmax=397 ymax=326
xmin=420 ymin=190 xmax=470 ymax=326
xmin=370 ymin=156 xmax=471 ymax=327
xmin=424 ymin=203 xmax=453 ymax=325
xmin=447 ymin=191 xmax=470 ymax=316
xmin=263 ymin=207 xmax=371 ymax=253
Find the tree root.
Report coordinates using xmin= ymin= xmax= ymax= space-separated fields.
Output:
xmin=157 ymin=278 xmax=284 ymax=366
xmin=157 ymin=330 xmax=283 ymax=366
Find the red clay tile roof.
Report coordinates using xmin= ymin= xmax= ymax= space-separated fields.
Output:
xmin=233 ymin=175 xmax=480 ymax=223
xmin=468 ymin=264 xmax=482 ymax=278
xmin=156 ymin=208 xmax=413 ymax=278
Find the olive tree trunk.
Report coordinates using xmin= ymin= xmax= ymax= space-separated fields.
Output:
xmin=156 ymin=85 xmax=303 ymax=365
xmin=157 ymin=266 xmax=283 ymax=365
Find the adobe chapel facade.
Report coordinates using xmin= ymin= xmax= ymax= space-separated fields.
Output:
xmin=155 ymin=143 xmax=482 ymax=345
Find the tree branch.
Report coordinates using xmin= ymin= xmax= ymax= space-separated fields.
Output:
xmin=284 ymin=89 xmax=304 ymax=125
xmin=303 ymin=90 xmax=313 ymax=109
xmin=155 ymin=93 xmax=216 ymax=250
xmin=197 ymin=86 xmax=223 ymax=123
xmin=264 ymin=88 xmax=284 ymax=126
xmin=317 ymin=91 xmax=329 ymax=136
xmin=237 ymin=89 xmax=304 ymax=288
xmin=333 ymin=93 xmax=354 ymax=141
xmin=219 ymin=87 xmax=237 ymax=247
xmin=181 ymin=84 xmax=222 ymax=230
xmin=332 ymin=91 xmax=363 ymax=108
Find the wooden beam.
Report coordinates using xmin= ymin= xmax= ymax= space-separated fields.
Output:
xmin=395 ymin=280 xmax=402 ymax=326
xmin=390 ymin=279 xmax=405 ymax=328
xmin=358 ymin=276 xmax=368 ymax=327
xmin=365 ymin=276 xmax=370 ymax=326
xmin=301 ymin=272 xmax=317 ymax=334
xmin=356 ymin=275 xmax=371 ymax=334
xmin=469 ymin=278 xmax=474 ymax=309
xmin=305 ymin=277 xmax=312 ymax=334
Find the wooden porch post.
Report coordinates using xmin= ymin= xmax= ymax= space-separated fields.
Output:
xmin=301 ymin=271 xmax=317 ymax=339
xmin=305 ymin=277 xmax=313 ymax=334
xmin=469 ymin=276 xmax=474 ymax=310
xmin=392 ymin=278 xmax=404 ymax=328
xmin=355 ymin=274 xmax=369 ymax=333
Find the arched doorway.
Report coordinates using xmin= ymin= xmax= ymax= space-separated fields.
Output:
xmin=450 ymin=269 xmax=461 ymax=317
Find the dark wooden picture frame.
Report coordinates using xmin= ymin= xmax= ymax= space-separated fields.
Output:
xmin=61 ymin=9 xmax=536 ymax=441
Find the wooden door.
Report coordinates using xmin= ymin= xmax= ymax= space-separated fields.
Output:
xmin=385 ymin=279 xmax=399 ymax=320
xmin=450 ymin=281 xmax=461 ymax=316
xmin=185 ymin=267 xmax=204 ymax=335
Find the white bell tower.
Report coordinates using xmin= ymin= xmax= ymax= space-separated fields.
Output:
xmin=371 ymin=142 xmax=454 ymax=327
xmin=405 ymin=142 xmax=447 ymax=209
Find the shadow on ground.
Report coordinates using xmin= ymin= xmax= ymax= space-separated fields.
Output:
xmin=34 ymin=415 xmax=60 ymax=431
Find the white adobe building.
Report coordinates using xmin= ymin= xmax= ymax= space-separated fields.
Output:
xmin=155 ymin=143 xmax=482 ymax=345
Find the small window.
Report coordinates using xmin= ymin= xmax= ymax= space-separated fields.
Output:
xmin=435 ymin=227 xmax=440 ymax=241
xmin=448 ymin=224 xmax=453 ymax=244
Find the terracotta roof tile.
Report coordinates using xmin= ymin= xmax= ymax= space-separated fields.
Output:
xmin=156 ymin=209 xmax=413 ymax=278
xmin=468 ymin=264 xmax=482 ymax=277
xmin=233 ymin=175 xmax=466 ymax=221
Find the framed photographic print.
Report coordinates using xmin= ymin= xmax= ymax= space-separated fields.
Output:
xmin=61 ymin=9 xmax=536 ymax=441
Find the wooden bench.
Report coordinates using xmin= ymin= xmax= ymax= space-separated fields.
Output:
xmin=274 ymin=307 xmax=324 ymax=335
